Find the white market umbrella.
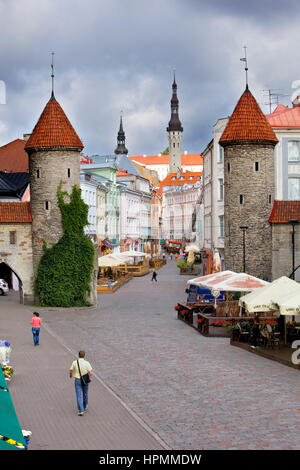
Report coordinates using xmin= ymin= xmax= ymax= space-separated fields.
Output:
xmin=184 ymin=244 xmax=200 ymax=253
xmin=273 ymin=288 xmax=300 ymax=316
xmin=98 ymin=254 xmax=128 ymax=267
xmin=118 ymin=251 xmax=151 ymax=258
xmin=187 ymin=270 xmax=268 ymax=293
xmin=239 ymin=276 xmax=299 ymax=313
xmin=212 ymin=251 xmax=221 ymax=273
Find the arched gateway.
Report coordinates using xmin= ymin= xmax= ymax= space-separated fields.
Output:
xmin=0 ymin=202 xmax=34 ymax=304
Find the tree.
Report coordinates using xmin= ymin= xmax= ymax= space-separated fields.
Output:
xmin=35 ymin=184 xmax=95 ymax=307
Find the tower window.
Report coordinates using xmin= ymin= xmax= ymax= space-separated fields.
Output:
xmin=255 ymin=162 xmax=259 ymax=172
xmin=36 ymin=169 xmax=40 ymax=178
xmin=240 ymin=194 xmax=244 ymax=204
xmin=67 ymin=168 xmax=71 ymax=178
xmin=227 ymin=163 xmax=230 ymax=173
xmin=45 ymin=201 xmax=50 ymax=210
xmin=269 ymin=195 xmax=272 ymax=204
xmin=9 ymin=231 xmax=16 ymax=245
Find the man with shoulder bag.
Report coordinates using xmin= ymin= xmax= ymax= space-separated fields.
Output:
xmin=69 ymin=350 xmax=93 ymax=416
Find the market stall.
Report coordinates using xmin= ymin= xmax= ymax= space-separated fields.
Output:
xmin=97 ymin=254 xmax=133 ymax=293
xmin=175 ymin=270 xmax=270 ymax=337
xmin=118 ymin=251 xmax=151 ymax=276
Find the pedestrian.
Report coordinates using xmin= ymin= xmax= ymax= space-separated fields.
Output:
xmin=251 ymin=313 xmax=260 ymax=349
xmin=69 ymin=350 xmax=93 ymax=416
xmin=170 ymin=253 xmax=173 ymax=261
xmin=30 ymin=312 xmax=42 ymax=346
xmin=151 ymin=270 xmax=158 ymax=282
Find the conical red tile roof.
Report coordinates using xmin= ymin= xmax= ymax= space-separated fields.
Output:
xmin=219 ymin=87 xmax=278 ymax=145
xmin=25 ymin=94 xmax=83 ymax=151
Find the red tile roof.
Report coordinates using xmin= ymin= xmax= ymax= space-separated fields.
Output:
xmin=0 ymin=139 xmax=28 ymax=172
xmin=25 ymin=96 xmax=83 ymax=151
xmin=0 ymin=202 xmax=32 ymax=223
xmin=269 ymin=200 xmax=300 ymax=223
xmin=129 ymin=153 xmax=203 ymax=166
xmin=158 ymin=170 xmax=202 ymax=194
xmin=266 ymin=103 xmax=300 ymax=129
xmin=220 ymin=88 xmax=278 ymax=145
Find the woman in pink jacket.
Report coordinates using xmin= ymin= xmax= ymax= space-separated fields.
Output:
xmin=30 ymin=312 xmax=42 ymax=346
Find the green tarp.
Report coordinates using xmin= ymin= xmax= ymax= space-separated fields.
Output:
xmin=0 ymin=367 xmax=26 ymax=449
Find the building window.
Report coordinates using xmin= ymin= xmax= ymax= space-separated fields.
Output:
xmin=288 ymin=178 xmax=300 ymax=200
xmin=240 ymin=194 xmax=244 ymax=204
xmin=218 ymin=145 xmax=224 ymax=163
xmin=218 ymin=178 xmax=223 ymax=201
xmin=9 ymin=231 xmax=16 ymax=245
xmin=288 ymin=141 xmax=300 ymax=162
xmin=219 ymin=215 xmax=224 ymax=237
xmin=255 ymin=162 xmax=259 ymax=172
xmin=67 ymin=168 xmax=71 ymax=178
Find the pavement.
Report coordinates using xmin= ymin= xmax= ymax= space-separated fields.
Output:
xmin=1 ymin=259 xmax=300 ymax=450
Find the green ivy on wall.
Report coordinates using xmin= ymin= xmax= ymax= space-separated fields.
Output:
xmin=35 ymin=184 xmax=95 ymax=307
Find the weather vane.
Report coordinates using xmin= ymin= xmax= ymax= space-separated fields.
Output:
xmin=51 ymin=51 xmax=55 ymax=97
xmin=240 ymin=46 xmax=248 ymax=89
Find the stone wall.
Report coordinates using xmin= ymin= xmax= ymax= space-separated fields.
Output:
xmin=0 ymin=223 xmax=34 ymax=303
xmin=223 ymin=142 xmax=275 ymax=280
xmin=271 ymin=224 xmax=300 ymax=281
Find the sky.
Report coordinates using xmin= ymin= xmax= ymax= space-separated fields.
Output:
xmin=1 ymin=0 xmax=300 ymax=156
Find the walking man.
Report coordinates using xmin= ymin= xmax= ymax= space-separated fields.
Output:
xmin=151 ymin=270 xmax=158 ymax=282
xmin=30 ymin=312 xmax=42 ymax=346
xmin=70 ymin=350 xmax=93 ymax=416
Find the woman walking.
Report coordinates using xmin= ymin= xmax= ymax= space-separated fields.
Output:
xmin=30 ymin=312 xmax=42 ymax=346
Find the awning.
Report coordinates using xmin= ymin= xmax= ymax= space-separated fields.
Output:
xmin=101 ymin=239 xmax=113 ymax=249
xmin=168 ymin=240 xmax=182 ymax=245
xmin=0 ymin=368 xmax=26 ymax=449
xmin=239 ymin=276 xmax=300 ymax=313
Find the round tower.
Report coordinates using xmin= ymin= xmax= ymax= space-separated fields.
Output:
xmin=167 ymin=74 xmax=183 ymax=174
xmin=219 ymin=86 xmax=278 ymax=280
xmin=25 ymin=92 xmax=84 ymax=279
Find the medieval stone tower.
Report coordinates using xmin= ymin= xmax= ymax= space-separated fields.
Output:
xmin=167 ymin=74 xmax=183 ymax=174
xmin=219 ymin=86 xmax=278 ymax=280
xmin=25 ymin=90 xmax=97 ymax=304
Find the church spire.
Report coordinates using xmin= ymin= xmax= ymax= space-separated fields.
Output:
xmin=114 ymin=113 xmax=128 ymax=155
xmin=167 ymin=71 xmax=183 ymax=133
xmin=167 ymin=72 xmax=183 ymax=174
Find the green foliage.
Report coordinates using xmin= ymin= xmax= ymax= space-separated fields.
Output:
xmin=177 ymin=260 xmax=188 ymax=269
xmin=161 ymin=146 xmax=169 ymax=155
xmin=35 ymin=184 xmax=95 ymax=307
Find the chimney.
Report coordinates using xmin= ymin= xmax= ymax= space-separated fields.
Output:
xmin=23 ymin=133 xmax=31 ymax=142
xmin=184 ymin=150 xmax=188 ymax=155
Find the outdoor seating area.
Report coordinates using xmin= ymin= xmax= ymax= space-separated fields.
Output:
xmin=175 ymin=271 xmax=300 ymax=370
xmin=97 ymin=254 xmax=133 ymax=293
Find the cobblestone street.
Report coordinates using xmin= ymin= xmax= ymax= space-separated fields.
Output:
xmin=38 ymin=260 xmax=300 ymax=450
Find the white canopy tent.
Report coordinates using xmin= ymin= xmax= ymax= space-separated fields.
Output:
xmin=98 ymin=254 xmax=130 ymax=267
xmin=117 ymin=251 xmax=151 ymax=258
xmin=187 ymin=270 xmax=268 ymax=293
xmin=273 ymin=289 xmax=300 ymax=316
xmin=239 ymin=276 xmax=300 ymax=313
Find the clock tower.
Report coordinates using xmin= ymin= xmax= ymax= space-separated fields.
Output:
xmin=167 ymin=74 xmax=183 ymax=174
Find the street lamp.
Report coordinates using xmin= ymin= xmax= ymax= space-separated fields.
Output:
xmin=240 ymin=225 xmax=248 ymax=273
xmin=288 ymin=219 xmax=299 ymax=324
xmin=288 ymin=219 xmax=299 ymax=280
